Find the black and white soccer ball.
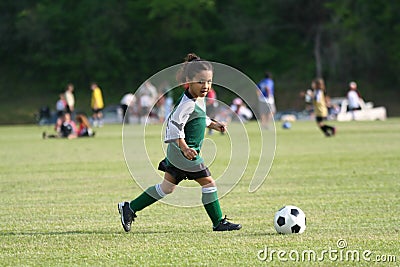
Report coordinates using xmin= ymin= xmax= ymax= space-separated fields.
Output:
xmin=274 ymin=205 xmax=306 ymax=234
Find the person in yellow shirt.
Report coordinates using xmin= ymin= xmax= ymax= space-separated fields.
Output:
xmin=311 ymin=78 xmax=336 ymax=137
xmin=91 ymin=82 xmax=104 ymax=127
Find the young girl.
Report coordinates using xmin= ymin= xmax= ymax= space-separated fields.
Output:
xmin=43 ymin=112 xmax=77 ymax=139
xmin=312 ymin=78 xmax=336 ymax=137
xmin=118 ymin=53 xmax=242 ymax=232
xmin=76 ymin=114 xmax=95 ymax=137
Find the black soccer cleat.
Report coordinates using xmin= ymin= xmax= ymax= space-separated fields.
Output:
xmin=331 ymin=127 xmax=337 ymax=136
xmin=213 ymin=216 xmax=242 ymax=231
xmin=118 ymin=202 xmax=136 ymax=232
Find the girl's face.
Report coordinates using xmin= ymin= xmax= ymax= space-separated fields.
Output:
xmin=187 ymin=70 xmax=213 ymax=98
xmin=63 ymin=113 xmax=71 ymax=122
xmin=311 ymin=81 xmax=316 ymax=90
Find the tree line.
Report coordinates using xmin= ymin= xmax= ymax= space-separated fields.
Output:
xmin=1 ymin=0 xmax=399 ymax=117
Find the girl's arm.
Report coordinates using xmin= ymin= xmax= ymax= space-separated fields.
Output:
xmin=208 ymin=119 xmax=226 ymax=133
xmin=177 ymin=138 xmax=197 ymax=160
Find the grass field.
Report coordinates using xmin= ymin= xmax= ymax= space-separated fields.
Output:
xmin=0 ymin=119 xmax=399 ymax=266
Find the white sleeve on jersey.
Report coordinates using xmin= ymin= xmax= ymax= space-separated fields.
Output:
xmin=196 ymin=97 xmax=212 ymax=127
xmin=206 ymin=116 xmax=212 ymax=127
xmin=164 ymin=98 xmax=195 ymax=143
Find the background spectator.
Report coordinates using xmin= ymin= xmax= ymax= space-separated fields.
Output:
xmin=347 ymin=81 xmax=363 ymax=111
xmin=56 ymin=91 xmax=67 ymax=118
xmin=230 ymin=97 xmax=253 ymax=122
xmin=76 ymin=114 xmax=95 ymax=137
xmin=137 ymin=80 xmax=158 ymax=124
xmin=257 ymin=71 xmax=276 ymax=129
xmin=65 ymin=83 xmax=75 ymax=117
xmin=91 ymin=82 xmax=104 ymax=127
xmin=206 ymin=87 xmax=218 ymax=134
xmin=120 ymin=93 xmax=136 ymax=124
xmin=43 ymin=112 xmax=77 ymax=139
xmin=311 ymin=78 xmax=336 ymax=137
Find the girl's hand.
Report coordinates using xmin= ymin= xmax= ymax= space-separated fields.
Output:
xmin=182 ymin=147 xmax=198 ymax=160
xmin=211 ymin=120 xmax=227 ymax=133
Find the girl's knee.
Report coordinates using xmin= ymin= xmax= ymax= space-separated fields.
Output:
xmin=161 ymin=183 xmax=175 ymax=194
xmin=162 ymin=173 xmax=178 ymax=194
xmin=200 ymin=178 xmax=216 ymax=188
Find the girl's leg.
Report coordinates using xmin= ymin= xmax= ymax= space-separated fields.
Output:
xmin=317 ymin=121 xmax=329 ymax=136
xmin=130 ymin=172 xmax=177 ymax=212
xmin=318 ymin=122 xmax=335 ymax=136
xmin=118 ymin=172 xmax=177 ymax=232
xmin=196 ymin=176 xmax=242 ymax=231
xmin=196 ymin=176 xmax=223 ymax=227
xmin=327 ymin=124 xmax=336 ymax=135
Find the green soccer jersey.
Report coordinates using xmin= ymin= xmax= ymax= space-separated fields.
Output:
xmin=164 ymin=90 xmax=210 ymax=169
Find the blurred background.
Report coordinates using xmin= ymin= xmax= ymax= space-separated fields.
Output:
xmin=0 ymin=0 xmax=399 ymax=124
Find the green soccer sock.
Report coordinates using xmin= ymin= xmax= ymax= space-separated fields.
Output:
xmin=202 ymin=187 xmax=223 ymax=227
xmin=130 ymin=185 xmax=165 ymax=212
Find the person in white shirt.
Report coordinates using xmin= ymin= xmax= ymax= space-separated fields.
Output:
xmin=137 ymin=80 xmax=158 ymax=124
xmin=120 ymin=93 xmax=136 ymax=123
xmin=230 ymin=97 xmax=253 ymax=122
xmin=65 ymin=83 xmax=75 ymax=116
xmin=347 ymin=81 xmax=362 ymax=111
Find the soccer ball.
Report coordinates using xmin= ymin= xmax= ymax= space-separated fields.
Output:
xmin=282 ymin=121 xmax=291 ymax=129
xmin=274 ymin=205 xmax=306 ymax=234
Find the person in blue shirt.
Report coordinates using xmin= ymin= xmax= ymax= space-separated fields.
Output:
xmin=257 ymin=71 xmax=276 ymax=129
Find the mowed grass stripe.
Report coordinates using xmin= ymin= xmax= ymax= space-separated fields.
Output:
xmin=0 ymin=119 xmax=399 ymax=266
